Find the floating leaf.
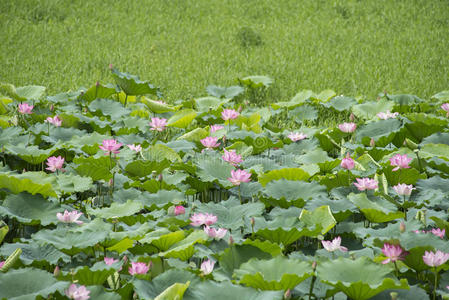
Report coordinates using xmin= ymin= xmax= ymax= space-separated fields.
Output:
xmin=206 ymin=85 xmax=244 ymax=99
xmin=299 ymin=205 xmax=337 ymax=235
xmin=259 ymin=168 xmax=310 ymax=186
xmin=167 ymin=109 xmax=197 ymax=128
xmin=238 ymin=76 xmax=273 ymax=89
xmin=348 ymin=193 xmax=404 ymax=223
xmin=111 ymin=68 xmax=159 ymax=96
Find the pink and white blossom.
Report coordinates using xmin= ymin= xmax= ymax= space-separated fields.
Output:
xmin=338 ymin=122 xmax=357 ymax=133
xmin=46 ymin=156 xmax=64 ymax=172
xmin=149 ymin=117 xmax=167 ymax=131
xmin=99 ymin=139 xmax=122 ymax=155
xmin=200 ymin=259 xmax=215 ymax=275
xmin=18 ymin=103 xmax=34 ymax=114
xmin=221 ymin=109 xmax=239 ymax=121
xmin=190 ymin=213 xmax=218 ymax=227
xmin=382 ymin=243 xmax=407 ymax=264
xmin=56 ymin=210 xmax=83 ymax=225
xmin=353 ymin=178 xmax=378 ymax=191
xmin=441 ymin=103 xmax=449 ymax=116
xmin=321 ymin=236 xmax=348 ymax=253
xmin=45 ymin=116 xmax=62 ymax=127
xmin=340 ymin=153 xmax=355 ymax=170
xmin=422 ymin=250 xmax=449 ymax=267
xmin=104 ymin=257 xmax=118 ymax=265
xmin=200 ymin=136 xmax=220 ymax=149
xmin=222 ymin=149 xmax=243 ymax=166
xmin=287 ymin=132 xmax=307 ymax=142
xmin=174 ymin=205 xmax=185 ymax=216
xmin=227 ymin=169 xmax=251 ymax=186
xmin=377 ymin=111 xmax=399 ymax=120
xmin=128 ymin=262 xmax=150 ymax=275
xmin=0 ymin=261 xmax=4 ymax=269
xmin=393 ymin=183 xmax=415 ymax=196
xmin=65 ymin=284 xmax=90 ymax=300
xmin=204 ymin=226 xmax=228 ymax=239
xmin=127 ymin=144 xmax=142 ymax=153
xmin=210 ymin=125 xmax=224 ymax=133
xmin=390 ymin=154 xmax=412 ymax=171
xmin=431 ymin=228 xmax=446 ymax=239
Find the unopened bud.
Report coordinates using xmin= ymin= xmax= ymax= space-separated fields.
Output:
xmin=222 ymin=135 xmax=226 ymax=144
xmin=238 ymin=105 xmax=243 ymax=113
xmin=109 ymin=64 xmax=113 ymax=70
xmin=96 ymin=81 xmax=100 ymax=87
xmin=244 ymin=100 xmax=249 ymax=106
xmin=399 ymin=221 xmax=406 ymax=233
xmin=123 ymin=255 xmax=128 ymax=263
xmin=284 ymin=289 xmax=291 ymax=300
xmin=147 ymin=261 xmax=153 ymax=269
xmin=53 ymin=266 xmax=60 ymax=276
xmin=108 ymin=179 xmax=113 ymax=186
xmin=390 ymin=292 xmax=398 ymax=300
xmin=312 ymin=261 xmax=317 ymax=270
xmin=370 ymin=138 xmax=375 ymax=148
xmin=158 ymin=174 xmax=163 ymax=181
xmin=229 ymin=235 xmax=234 ymax=245
xmin=350 ymin=113 xmax=355 ymax=122
xmin=250 ymin=217 xmax=255 ymax=226
xmin=50 ymin=104 xmax=54 ymax=111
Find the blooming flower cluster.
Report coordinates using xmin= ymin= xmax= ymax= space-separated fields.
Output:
xmin=354 ymin=178 xmax=378 ymax=191
xmin=377 ymin=110 xmax=399 ymax=120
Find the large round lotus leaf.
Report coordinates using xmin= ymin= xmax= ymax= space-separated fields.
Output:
xmin=4 ymin=144 xmax=57 ymax=164
xmin=295 ymin=149 xmax=332 ymax=165
xmin=356 ymin=119 xmax=402 ymax=147
xmin=370 ymin=285 xmax=427 ymax=300
xmin=177 ymin=128 xmax=209 ymax=142
xmin=299 ymin=205 xmax=336 ymax=235
xmin=263 ymin=180 xmax=327 ymax=206
xmin=159 ymin=230 xmax=208 ymax=261
xmin=196 ymin=156 xmax=235 ymax=188
xmin=255 ymin=226 xmax=304 ymax=247
xmin=317 ymin=257 xmax=409 ymax=300
xmin=238 ymin=75 xmax=273 ymax=89
xmin=142 ymin=97 xmax=176 ymax=113
xmin=194 ymin=96 xmax=229 ymax=112
xmin=206 ymin=85 xmax=244 ymax=99
xmin=0 ymin=268 xmax=68 ymax=300
xmin=58 ymin=263 xmax=117 ymax=286
xmin=288 ymin=104 xmax=318 ymax=122
xmin=0 ymin=193 xmax=64 ymax=225
xmin=419 ymin=143 xmax=449 ymax=161
xmin=352 ymin=99 xmax=395 ymax=120
xmin=218 ymin=244 xmax=272 ymax=278
xmin=89 ymin=98 xmax=130 ymax=120
xmin=87 ymin=200 xmax=143 ymax=219
xmin=55 ymin=174 xmax=93 ymax=194
xmin=142 ymin=144 xmax=181 ymax=162
xmin=41 ymin=127 xmax=87 ymax=144
xmin=383 ymin=166 xmax=426 ymax=186
xmin=139 ymin=190 xmax=185 ymax=209
xmin=234 ymin=256 xmax=312 ymax=290
xmin=111 ymin=68 xmax=159 ymax=96
xmin=348 ymin=193 xmax=404 ymax=223
xmin=0 ymin=242 xmax=70 ymax=265
xmin=414 ymin=176 xmax=449 ymax=207
xmin=74 ymin=156 xmax=113 ymax=181
xmin=0 ymin=171 xmax=57 ymax=197
xmin=404 ymin=116 xmax=447 ymax=143
xmin=421 ymin=132 xmax=449 ymax=145
xmin=323 ymin=96 xmax=357 ymax=111
xmin=154 ymin=281 xmax=190 ymax=300
xmin=80 ymin=82 xmax=116 ymax=102
xmin=259 ymin=168 xmax=310 ymax=187
xmin=242 ymin=239 xmax=283 ymax=256
xmin=140 ymin=230 xmax=186 ymax=251
xmin=183 ymin=280 xmax=283 ymax=300
xmin=167 ymin=109 xmax=197 ymax=128
xmin=271 ymin=90 xmax=314 ymax=109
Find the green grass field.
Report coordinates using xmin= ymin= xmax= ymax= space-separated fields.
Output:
xmin=1 ymin=0 xmax=448 ymax=101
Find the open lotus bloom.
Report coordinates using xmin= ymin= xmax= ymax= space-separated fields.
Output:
xmin=18 ymin=103 xmax=34 ymax=114
xmin=338 ymin=122 xmax=357 ymax=133
xmin=389 ymin=154 xmax=412 ymax=171
xmin=321 ymin=236 xmax=348 ymax=252
xmin=287 ymin=132 xmax=307 ymax=142
xmin=200 ymin=259 xmax=215 ymax=275
xmin=45 ymin=115 xmax=62 ymax=126
xmin=127 ymin=144 xmax=142 ymax=153
xmin=190 ymin=212 xmax=218 ymax=227
xmin=381 ymin=243 xmax=407 ymax=264
xmin=149 ymin=117 xmax=167 ymax=131
xmin=353 ymin=178 xmax=378 ymax=191
xmin=104 ymin=257 xmax=118 ymax=265
xmin=0 ymin=261 xmax=4 ymax=269
xmin=128 ymin=261 xmax=150 ymax=275
xmin=99 ymin=139 xmax=122 ymax=155
xmin=377 ymin=110 xmax=399 ymax=120
xmin=222 ymin=149 xmax=243 ymax=166
xmin=393 ymin=183 xmax=415 ymax=196
xmin=422 ymin=250 xmax=449 ymax=267
xmin=227 ymin=169 xmax=251 ymax=186
xmin=56 ymin=210 xmax=83 ymax=224
xmin=441 ymin=103 xmax=449 ymax=116
xmin=174 ymin=205 xmax=186 ymax=215
xmin=221 ymin=109 xmax=239 ymax=121
xmin=204 ymin=226 xmax=227 ymax=239
xmin=65 ymin=284 xmax=90 ymax=300
xmin=210 ymin=124 xmax=224 ymax=133
xmin=200 ymin=136 xmax=220 ymax=149
xmin=46 ymin=156 xmax=65 ymax=172
xmin=340 ymin=153 xmax=354 ymax=170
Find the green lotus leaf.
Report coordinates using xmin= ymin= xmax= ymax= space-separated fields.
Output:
xmin=141 ymin=97 xmax=177 ymax=113
xmin=383 ymin=167 xmax=426 ymax=186
xmin=356 ymin=119 xmax=403 ymax=147
xmin=0 ymin=172 xmax=57 ymax=197
xmin=0 ymin=268 xmax=68 ymax=299
xmin=352 ymin=99 xmax=395 ymax=120
xmin=234 ymin=256 xmax=312 ymax=290
xmin=226 ymin=141 xmax=253 ymax=157
xmin=196 ymin=155 xmax=234 ymax=188
xmin=15 ymin=85 xmax=46 ymax=100
xmin=89 ymin=98 xmax=130 ymax=120
xmin=271 ymin=90 xmax=314 ymax=109
xmin=125 ymin=160 xmax=171 ymax=178
xmin=80 ymin=82 xmax=117 ymax=102
xmin=109 ymin=223 xmax=153 ymax=242
xmin=106 ymin=238 xmax=134 ymax=254
xmin=419 ymin=143 xmax=449 ymax=161
xmin=142 ymin=144 xmax=182 ymax=162
xmin=348 ymin=193 xmax=404 ymax=223
xmin=299 ymin=205 xmax=337 ymax=236
xmin=159 ymin=230 xmax=208 ymax=261
xmin=287 ymin=104 xmax=318 ymax=123
xmin=65 ymin=131 xmax=110 ymax=151
xmin=235 ymin=112 xmax=262 ymax=133
xmin=4 ymin=144 xmax=57 ymax=164
xmin=317 ymin=257 xmax=409 ymax=300
xmin=206 ymin=85 xmax=244 ymax=99
xmin=55 ymin=174 xmax=93 ymax=194
xmin=167 ymin=109 xmax=197 ymax=128
xmin=140 ymin=230 xmax=186 ymax=252
xmin=242 ymin=239 xmax=283 ymax=256
xmin=195 ymin=96 xmax=229 ymax=113
xmin=133 ymin=269 xmax=199 ymax=300
xmin=311 ymin=89 xmax=336 ymax=102
xmin=255 ymin=221 xmax=304 ymax=246
xmin=404 ymin=114 xmax=447 ymax=143
xmin=0 ymin=193 xmax=64 ymax=225
xmin=0 ymin=221 xmax=8 ymax=245
xmin=263 ymin=180 xmax=327 ymax=208
xmin=427 ymin=157 xmax=449 ymax=174
xmin=73 ymin=286 xmax=121 ymax=300
xmin=323 ymin=96 xmax=357 ymax=111
xmin=58 ymin=263 xmax=117 ymax=286
xmin=0 ymin=97 xmax=13 ymax=115
xmin=185 ymin=280 xmax=283 ymax=300
xmin=87 ymin=200 xmax=143 ymax=219
xmin=414 ymin=176 xmax=449 ymax=207
xmin=139 ymin=190 xmax=185 ymax=209
xmin=195 ymin=198 xmax=264 ymax=231
xmin=0 ymin=127 xmax=23 ymax=145
xmin=154 ymin=281 xmax=190 ymax=300
xmin=41 ymin=127 xmax=87 ymax=145
xmin=369 ymin=284 xmax=428 ymax=300
xmin=238 ymin=75 xmax=273 ymax=89
xmin=259 ymin=168 xmax=310 ymax=186
xmin=74 ymin=156 xmax=113 ymax=181
xmin=0 ymin=242 xmax=70 ymax=265
xmin=111 ymin=68 xmax=159 ymax=96
xmin=295 ymin=149 xmax=332 ymax=165
xmin=218 ymin=244 xmax=272 ymax=278
xmin=177 ymin=128 xmax=209 ymax=142
xmin=432 ymin=90 xmax=449 ymax=102
xmin=305 ymin=195 xmax=356 ymax=222
xmin=421 ymin=132 xmax=449 ymax=145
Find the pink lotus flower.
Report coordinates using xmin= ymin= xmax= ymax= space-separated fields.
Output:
xmin=204 ymin=226 xmax=228 ymax=239
xmin=423 ymin=250 xmax=449 ymax=267
xmin=174 ymin=205 xmax=185 ymax=216
xmin=221 ymin=109 xmax=239 ymax=121
xmin=210 ymin=125 xmax=224 ymax=133
xmin=99 ymin=139 xmax=122 ymax=155
xmin=393 ymin=183 xmax=415 ymax=196
xmin=127 ymin=144 xmax=142 ymax=153
xmin=353 ymin=178 xmax=378 ymax=191
xmin=57 ymin=210 xmax=83 ymax=225
xmin=377 ymin=111 xmax=399 ymax=120
xmin=155 ymin=100 xmax=167 ymax=105
xmin=222 ymin=149 xmax=243 ymax=166
xmin=0 ymin=261 xmax=4 ymax=269
xmin=431 ymin=228 xmax=446 ymax=239
xmin=200 ymin=136 xmax=220 ymax=149
xmin=190 ymin=213 xmax=218 ymax=227
xmin=65 ymin=284 xmax=90 ymax=300
xmin=129 ymin=262 xmax=150 ymax=275
xmin=18 ymin=103 xmax=34 ymax=114
xmin=200 ymin=259 xmax=215 ymax=275
xmin=104 ymin=257 xmax=118 ymax=265
xmin=321 ymin=236 xmax=348 ymax=252
xmin=390 ymin=154 xmax=412 ymax=171
xmin=441 ymin=103 xmax=449 ymax=116
xmin=381 ymin=243 xmax=407 ymax=264
xmin=227 ymin=169 xmax=251 ymax=186
xmin=149 ymin=117 xmax=167 ymax=131
xmin=287 ymin=132 xmax=307 ymax=142
xmin=46 ymin=156 xmax=64 ymax=172
xmin=45 ymin=116 xmax=62 ymax=127
xmin=338 ymin=122 xmax=357 ymax=133
xmin=340 ymin=153 xmax=355 ymax=170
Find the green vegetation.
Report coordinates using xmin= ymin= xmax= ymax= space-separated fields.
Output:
xmin=1 ymin=0 xmax=449 ymax=101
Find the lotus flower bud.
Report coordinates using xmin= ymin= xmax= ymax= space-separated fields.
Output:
xmin=350 ymin=113 xmax=355 ymax=122
xmin=284 ymin=289 xmax=291 ymax=300
xmin=108 ymin=179 xmax=113 ymax=186
xmin=123 ymin=255 xmax=128 ymax=263
xmin=147 ymin=261 xmax=153 ymax=269
xmin=229 ymin=235 xmax=234 ymax=245
xmin=109 ymin=64 xmax=113 ymax=70
xmin=96 ymin=81 xmax=100 ymax=87
xmin=312 ymin=261 xmax=317 ymax=270
xmin=244 ymin=100 xmax=249 ymax=106
xmin=399 ymin=221 xmax=406 ymax=233
xmin=222 ymin=136 xmax=226 ymax=145
xmin=250 ymin=217 xmax=255 ymax=227
xmin=238 ymin=105 xmax=243 ymax=113
xmin=158 ymin=174 xmax=163 ymax=182
xmin=53 ymin=266 xmax=60 ymax=276
xmin=50 ymin=104 xmax=54 ymax=111
xmin=370 ymin=138 xmax=375 ymax=148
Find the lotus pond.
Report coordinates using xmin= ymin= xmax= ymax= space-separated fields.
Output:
xmin=1 ymin=70 xmax=449 ymax=299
